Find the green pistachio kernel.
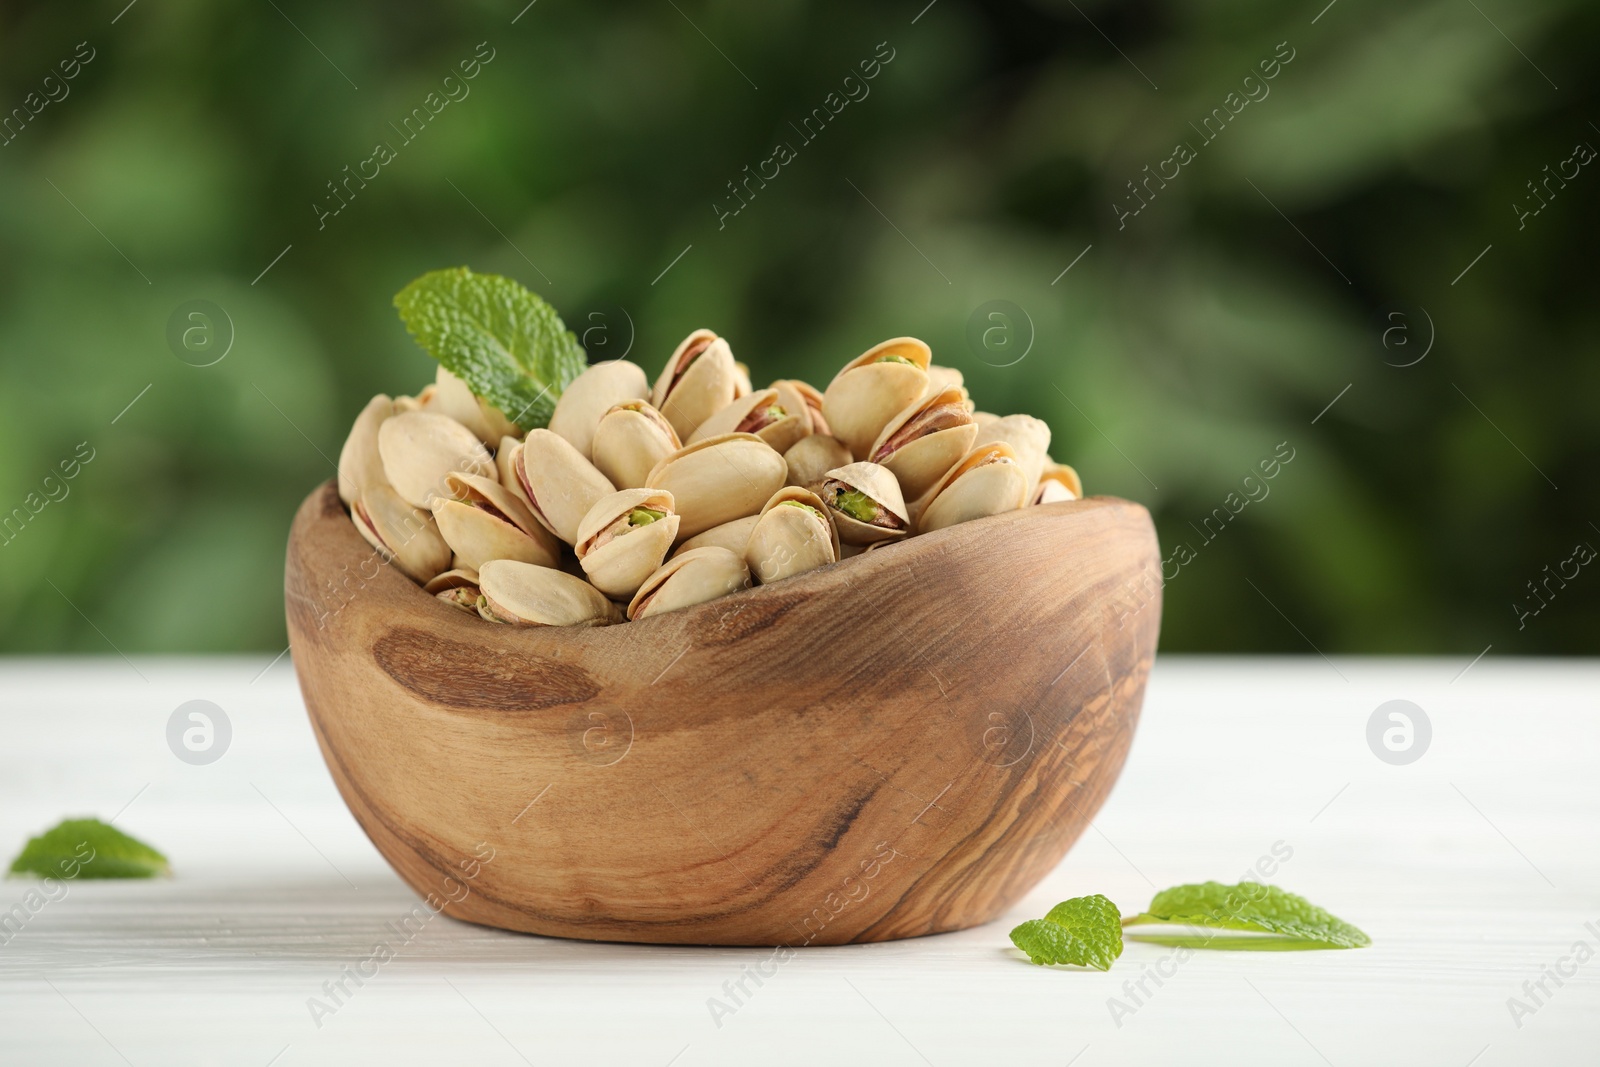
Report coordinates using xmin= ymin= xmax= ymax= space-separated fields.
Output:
xmin=878 ymin=354 xmax=916 ymax=366
xmin=831 ymin=488 xmax=878 ymax=523
xmin=778 ymin=500 xmax=823 ymax=518
xmin=768 ymin=404 xmax=788 ymax=417
xmin=628 ymin=507 xmax=666 ymax=526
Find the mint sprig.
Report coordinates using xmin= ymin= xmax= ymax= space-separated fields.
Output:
xmin=1009 ymin=893 xmax=1123 ymax=969
xmin=1123 ymin=881 xmax=1370 ymax=949
xmin=393 ymin=267 xmax=587 ymax=431
xmin=8 ymin=817 xmax=170 ymax=880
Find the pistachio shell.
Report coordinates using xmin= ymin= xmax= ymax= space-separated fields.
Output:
xmin=514 ymin=428 xmax=618 ymax=544
xmin=745 ymin=487 xmax=839 ymax=584
xmin=819 ymin=461 xmax=909 ymax=546
xmin=424 ymin=568 xmax=482 ymax=613
xmin=575 ymin=488 xmax=681 ymax=599
xmin=627 ymin=547 xmax=751 ymax=620
xmin=431 ymin=472 xmax=562 ymax=571
xmin=337 ymin=394 xmax=394 ymax=506
xmin=393 ymin=394 xmax=425 ymax=414
xmin=688 ymin=388 xmax=808 ymax=454
xmin=591 ymin=401 xmax=681 ymax=489
xmin=377 ymin=412 xmax=496 ymax=509
xmin=866 ymin=385 xmax=978 ymax=501
xmin=766 ymin=379 xmax=817 ymax=435
xmin=548 ymin=360 xmax=650 ymax=460
xmin=915 ymin=443 xmax=1030 ymax=534
xmin=497 ymin=436 xmax=535 ymax=512
xmin=783 ymin=434 xmax=854 ymax=493
xmin=651 ymin=330 xmax=740 ymax=441
xmin=972 ymin=413 xmax=1051 ymax=491
xmin=926 ymin=364 xmax=965 ymax=395
xmin=671 ymin=515 xmax=761 ymax=558
xmin=820 ymin=338 xmax=931 ymax=458
xmin=732 ymin=360 xmax=754 ymax=398
xmin=477 ymin=559 xmax=620 ymax=627
xmin=1033 ymin=461 xmax=1083 ymax=505
xmin=645 ymin=432 xmax=787 ymax=541
xmin=351 ymin=484 xmax=452 ymax=583
xmin=424 ymin=367 xmax=519 ymax=444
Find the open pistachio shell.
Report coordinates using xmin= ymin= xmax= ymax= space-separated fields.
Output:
xmin=651 ymin=330 xmax=740 ymax=441
xmin=972 ymin=413 xmax=1051 ymax=491
xmin=424 ymin=367 xmax=519 ymax=444
xmin=783 ymin=434 xmax=854 ymax=494
xmin=549 ymin=360 xmax=650 ymax=460
xmin=645 ymin=432 xmax=787 ymax=541
xmin=575 ymin=488 xmax=681 ymax=600
xmin=393 ymin=394 xmax=425 ymax=414
xmin=497 ymin=436 xmax=535 ymax=512
xmin=1033 ymin=461 xmax=1083 ymax=505
xmin=771 ymin=378 xmax=829 ymax=436
xmin=377 ymin=411 xmax=496 ymax=509
xmin=337 ymin=394 xmax=394 ymax=507
xmin=866 ymin=385 xmax=978 ymax=502
xmin=514 ymin=429 xmax=618 ymax=545
xmin=352 ymin=483 xmax=452 ymax=583
xmin=688 ymin=388 xmax=808 ymax=454
xmin=671 ymin=514 xmax=760 ymax=559
xmin=733 ymin=361 xmax=754 ymax=398
xmin=423 ymin=568 xmax=482 ymax=613
xmin=591 ymin=401 xmax=681 ymax=490
xmin=477 ymin=559 xmax=620 ymax=627
xmin=926 ymin=364 xmax=966 ymax=398
xmin=431 ymin=472 xmax=562 ymax=572
xmin=745 ymin=486 xmax=839 ymax=584
xmin=627 ymin=546 xmax=751 ymax=621
xmin=915 ymin=443 xmax=1030 ymax=534
xmin=819 ymin=461 xmax=909 ymax=546
xmin=821 ymin=338 xmax=931 ymax=458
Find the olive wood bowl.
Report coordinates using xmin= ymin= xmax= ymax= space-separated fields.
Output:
xmin=284 ymin=480 xmax=1161 ymax=946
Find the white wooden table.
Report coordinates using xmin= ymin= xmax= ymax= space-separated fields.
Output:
xmin=1 ymin=657 xmax=1594 ymax=1065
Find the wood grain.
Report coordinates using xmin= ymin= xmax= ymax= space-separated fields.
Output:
xmin=283 ymin=480 xmax=1162 ymax=946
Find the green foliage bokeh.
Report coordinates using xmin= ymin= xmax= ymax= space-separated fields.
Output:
xmin=0 ymin=0 xmax=1594 ymax=655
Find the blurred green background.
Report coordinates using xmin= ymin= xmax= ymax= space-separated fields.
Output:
xmin=1 ymin=0 xmax=1595 ymax=656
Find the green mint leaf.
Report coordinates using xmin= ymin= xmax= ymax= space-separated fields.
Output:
xmin=1124 ymin=882 xmax=1369 ymax=949
xmin=1009 ymin=893 xmax=1123 ymax=969
xmin=393 ymin=267 xmax=586 ymax=432
xmin=8 ymin=818 xmax=170 ymax=880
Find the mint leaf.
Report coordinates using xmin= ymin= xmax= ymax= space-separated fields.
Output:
xmin=8 ymin=818 xmax=170 ymax=880
xmin=1124 ymin=882 xmax=1369 ymax=949
xmin=1009 ymin=893 xmax=1123 ymax=969
xmin=393 ymin=267 xmax=586 ymax=431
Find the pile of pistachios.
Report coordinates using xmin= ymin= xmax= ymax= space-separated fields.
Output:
xmin=338 ymin=331 xmax=1082 ymax=626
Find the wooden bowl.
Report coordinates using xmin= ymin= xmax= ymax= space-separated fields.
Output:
xmin=284 ymin=480 xmax=1161 ymax=946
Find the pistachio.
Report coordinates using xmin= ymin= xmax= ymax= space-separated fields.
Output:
xmin=514 ymin=428 xmax=618 ymax=545
xmin=915 ymin=443 xmax=1030 ymax=534
xmin=821 ymin=338 xmax=932 ymax=457
xmin=733 ymin=360 xmax=754 ymax=398
xmin=671 ymin=514 xmax=761 ymax=558
xmin=351 ymin=483 xmax=452 ymax=583
xmin=972 ymin=413 xmax=1051 ymax=491
xmin=645 ymin=432 xmax=787 ymax=541
xmin=424 ymin=367 xmax=520 ymax=443
xmin=783 ymin=434 xmax=854 ymax=494
xmin=591 ymin=400 xmax=681 ymax=489
xmin=477 ymin=559 xmax=620 ymax=627
xmin=496 ymin=436 xmax=535 ymax=512
xmin=925 ymin=364 xmax=966 ymax=398
xmin=770 ymin=378 xmax=827 ymax=436
xmin=1032 ymin=461 xmax=1083 ymax=505
xmin=819 ymin=461 xmax=909 ymax=546
xmin=431 ymin=471 xmax=562 ymax=572
xmin=377 ymin=411 xmax=496 ymax=509
xmin=745 ymin=486 xmax=839 ymax=584
xmin=688 ymin=388 xmax=808 ymax=454
xmin=548 ymin=360 xmax=650 ymax=460
xmin=627 ymin=547 xmax=751 ymax=621
xmin=575 ymin=488 xmax=681 ymax=599
xmin=337 ymin=394 xmax=395 ymax=507
xmin=867 ymin=385 xmax=978 ymax=501
xmin=651 ymin=330 xmax=740 ymax=441
xmin=423 ymin=568 xmax=481 ymax=613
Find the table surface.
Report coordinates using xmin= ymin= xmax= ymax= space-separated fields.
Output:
xmin=0 ymin=655 xmax=1594 ymax=1066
